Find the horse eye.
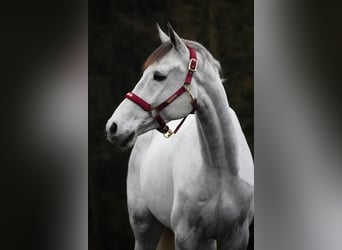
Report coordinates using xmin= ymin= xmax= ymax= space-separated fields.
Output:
xmin=153 ymin=72 xmax=167 ymax=81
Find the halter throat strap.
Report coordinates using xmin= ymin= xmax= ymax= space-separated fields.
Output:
xmin=125 ymin=46 xmax=198 ymax=137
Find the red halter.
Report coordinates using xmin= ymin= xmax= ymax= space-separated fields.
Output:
xmin=125 ymin=46 xmax=198 ymax=138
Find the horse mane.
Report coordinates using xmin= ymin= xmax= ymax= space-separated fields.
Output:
xmin=183 ymin=39 xmax=222 ymax=75
xmin=142 ymin=40 xmax=222 ymax=75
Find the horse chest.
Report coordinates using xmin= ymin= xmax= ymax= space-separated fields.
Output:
xmin=129 ymin=122 xmax=251 ymax=234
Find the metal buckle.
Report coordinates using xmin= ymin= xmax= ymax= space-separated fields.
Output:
xmin=188 ymin=58 xmax=197 ymax=72
xmin=164 ymin=129 xmax=173 ymax=138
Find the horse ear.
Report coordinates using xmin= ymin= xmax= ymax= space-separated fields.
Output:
xmin=156 ymin=23 xmax=169 ymax=43
xmin=167 ymin=23 xmax=187 ymax=55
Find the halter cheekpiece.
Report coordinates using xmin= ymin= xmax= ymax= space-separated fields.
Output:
xmin=125 ymin=46 xmax=198 ymax=138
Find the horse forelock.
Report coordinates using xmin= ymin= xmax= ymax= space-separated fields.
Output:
xmin=142 ymin=42 xmax=173 ymax=71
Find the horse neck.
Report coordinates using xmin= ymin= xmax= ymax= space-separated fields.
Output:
xmin=195 ymin=71 xmax=238 ymax=175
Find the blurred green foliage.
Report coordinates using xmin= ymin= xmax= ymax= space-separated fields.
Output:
xmin=89 ymin=0 xmax=253 ymax=249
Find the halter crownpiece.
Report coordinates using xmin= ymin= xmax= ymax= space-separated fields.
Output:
xmin=125 ymin=46 xmax=198 ymax=138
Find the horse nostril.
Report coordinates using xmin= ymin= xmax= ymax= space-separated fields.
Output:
xmin=109 ymin=122 xmax=118 ymax=134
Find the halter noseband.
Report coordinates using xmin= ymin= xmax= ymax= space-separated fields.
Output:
xmin=125 ymin=46 xmax=198 ymax=138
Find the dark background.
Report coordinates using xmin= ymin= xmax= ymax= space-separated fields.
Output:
xmin=2 ymin=1 xmax=341 ymax=250
xmin=89 ymin=0 xmax=253 ymax=249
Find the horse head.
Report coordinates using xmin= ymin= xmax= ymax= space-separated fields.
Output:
xmin=106 ymin=24 xmax=199 ymax=148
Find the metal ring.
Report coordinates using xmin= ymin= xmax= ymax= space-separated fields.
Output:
xmin=164 ymin=130 xmax=173 ymax=138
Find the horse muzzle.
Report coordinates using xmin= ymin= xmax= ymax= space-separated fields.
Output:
xmin=106 ymin=121 xmax=137 ymax=148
